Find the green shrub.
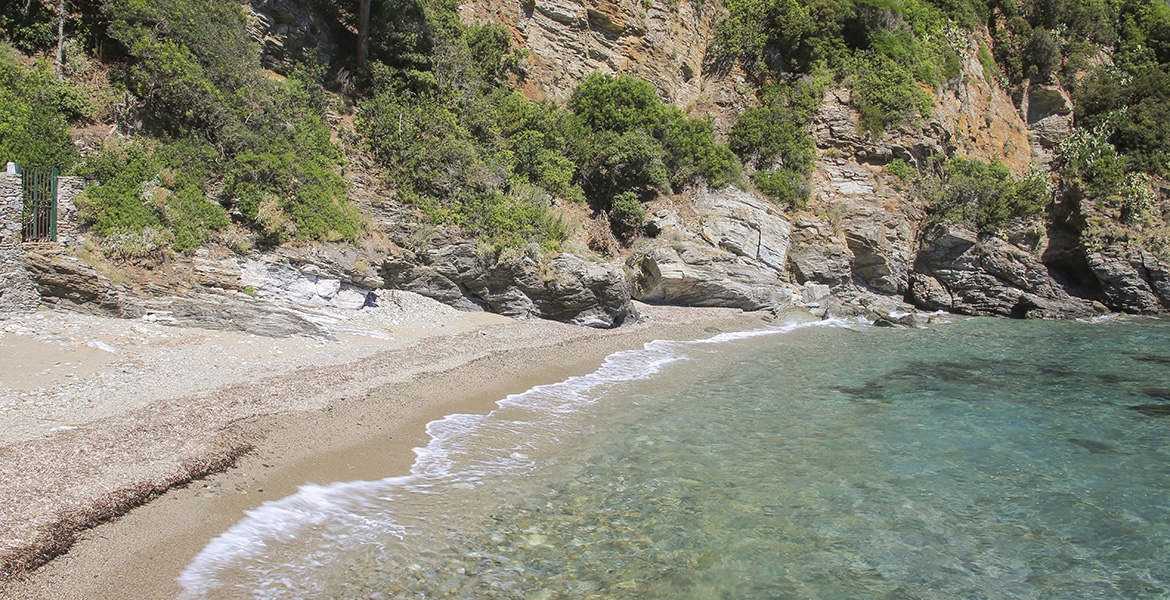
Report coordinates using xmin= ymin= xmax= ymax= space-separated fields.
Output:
xmin=75 ymin=140 xmax=229 ymax=251
xmin=0 ymin=0 xmax=58 ymax=54
xmin=609 ymin=190 xmax=646 ymax=230
xmin=464 ymin=21 xmax=527 ymax=88
xmin=226 ymin=112 xmax=362 ymax=244
xmin=976 ymin=44 xmax=998 ymax=82
xmin=886 ymin=158 xmax=912 ymax=180
xmin=662 ymin=110 xmax=741 ymax=189
xmin=729 ymin=105 xmax=815 ymax=171
xmin=752 ymin=168 xmax=809 ymax=211
xmin=569 ymin=73 xmax=669 ymax=134
xmin=359 ymin=61 xmax=570 ymax=250
xmin=1118 ymin=172 xmax=1157 ymax=224
xmin=0 ymin=46 xmax=80 ymax=170
xmin=929 ymin=158 xmax=1052 ymax=233
xmin=851 ymin=51 xmax=934 ymax=136
xmin=579 ymin=129 xmax=670 ymax=200
xmin=1057 ymin=124 xmax=1125 ymax=194
xmin=357 ymin=9 xmax=736 ymax=246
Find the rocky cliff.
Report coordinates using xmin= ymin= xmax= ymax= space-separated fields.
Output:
xmin=6 ymin=0 xmax=1167 ymax=331
xmin=459 ymin=0 xmax=754 ymax=136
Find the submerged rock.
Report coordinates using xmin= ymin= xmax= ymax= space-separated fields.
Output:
xmin=1127 ymin=404 xmax=1170 ymax=417
xmin=872 ymin=313 xmax=922 ymax=328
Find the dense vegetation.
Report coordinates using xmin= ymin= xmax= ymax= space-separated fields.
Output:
xmin=715 ymin=0 xmax=1168 ymax=231
xmin=2 ymin=0 xmax=361 ymax=257
xmin=355 ymin=0 xmax=739 ymax=245
xmin=713 ymin=0 xmax=976 ymax=208
xmin=926 ymin=158 xmax=1052 ymax=233
xmin=0 ymin=44 xmax=80 ymax=171
xmin=2 ymin=0 xmax=1166 ymax=257
xmin=3 ymin=0 xmax=745 ymax=254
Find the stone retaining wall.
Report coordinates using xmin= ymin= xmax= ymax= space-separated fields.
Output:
xmin=0 ymin=165 xmax=87 ymax=315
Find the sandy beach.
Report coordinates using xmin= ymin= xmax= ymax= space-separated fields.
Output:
xmin=0 ymin=295 xmax=769 ymax=599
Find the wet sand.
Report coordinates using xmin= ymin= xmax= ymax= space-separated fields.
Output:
xmin=0 ymin=299 xmax=769 ymax=599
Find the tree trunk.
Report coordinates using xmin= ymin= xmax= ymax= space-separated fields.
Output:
xmin=357 ymin=0 xmax=371 ymax=66
xmin=55 ymin=0 xmax=66 ymax=80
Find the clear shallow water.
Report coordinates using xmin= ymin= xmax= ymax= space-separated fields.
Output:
xmin=180 ymin=316 xmax=1170 ymax=600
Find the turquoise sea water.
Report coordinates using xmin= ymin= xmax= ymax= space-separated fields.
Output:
xmin=180 ymin=316 xmax=1170 ymax=600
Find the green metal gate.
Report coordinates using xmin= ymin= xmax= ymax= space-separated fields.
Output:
xmin=18 ymin=165 xmax=58 ymax=242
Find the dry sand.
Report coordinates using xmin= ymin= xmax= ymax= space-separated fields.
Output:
xmin=0 ymin=295 xmax=769 ymax=599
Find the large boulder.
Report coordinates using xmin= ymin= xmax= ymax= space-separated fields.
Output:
xmin=630 ymin=241 xmax=794 ymax=310
xmin=786 ymin=235 xmax=854 ymax=288
xmin=131 ymin=293 xmax=332 ymax=338
xmin=843 ymin=210 xmax=916 ymax=295
xmin=694 ymin=186 xmax=792 ymax=273
xmin=382 ymin=242 xmax=637 ymax=327
xmin=629 ymin=185 xmax=796 ymax=310
xmin=909 ymin=224 xmax=1096 ymax=318
xmin=1084 ymin=247 xmax=1170 ymax=314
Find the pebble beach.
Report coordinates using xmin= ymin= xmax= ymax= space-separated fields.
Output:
xmin=0 ymin=296 xmax=767 ymax=599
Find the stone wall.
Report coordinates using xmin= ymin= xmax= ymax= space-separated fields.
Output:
xmin=0 ymin=164 xmax=87 ymax=315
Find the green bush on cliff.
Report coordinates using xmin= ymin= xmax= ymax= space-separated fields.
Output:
xmin=849 ymin=50 xmax=933 ymax=136
xmin=356 ymin=11 xmax=569 ymax=250
xmin=729 ymin=104 xmax=815 ymax=172
xmin=609 ymin=190 xmax=647 ymax=230
xmin=729 ymin=75 xmax=823 ymax=209
xmin=0 ymin=45 xmax=79 ymax=170
xmin=75 ymin=140 xmax=228 ymax=252
xmin=929 ymin=158 xmax=1052 ymax=233
xmin=361 ymin=58 xmax=738 ymax=245
xmin=752 ymin=168 xmax=810 ymax=211
xmin=569 ymin=74 xmax=669 ymax=134
xmin=60 ymin=0 xmax=362 ymax=249
xmin=713 ymin=0 xmax=966 ymax=135
xmin=570 ymin=73 xmax=740 ymax=197
xmin=0 ymin=0 xmax=58 ymax=55
xmin=1056 ymin=124 xmax=1125 ymax=194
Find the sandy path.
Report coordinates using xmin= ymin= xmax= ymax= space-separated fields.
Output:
xmin=0 ymin=297 xmax=769 ymax=598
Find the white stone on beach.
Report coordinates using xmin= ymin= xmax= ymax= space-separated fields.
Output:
xmin=85 ymin=341 xmax=118 ymax=353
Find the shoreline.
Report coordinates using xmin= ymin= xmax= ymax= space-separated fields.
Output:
xmin=0 ymin=300 xmax=770 ymax=599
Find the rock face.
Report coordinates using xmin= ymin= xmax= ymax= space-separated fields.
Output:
xmin=629 ymin=185 xmax=796 ymax=310
xmin=1042 ymin=189 xmax=1170 ymax=315
xmin=909 ymin=224 xmax=1096 ymax=318
xmin=382 ymin=240 xmax=637 ymax=327
xmin=785 ymin=32 xmax=1067 ymax=317
xmin=631 ymin=242 xmax=793 ymax=309
xmin=249 ymin=0 xmax=338 ymax=73
xmin=809 ymin=36 xmax=1031 ymax=177
xmin=23 ymin=249 xmax=134 ymax=317
xmin=21 ymin=246 xmax=385 ymax=337
xmin=1024 ymin=83 xmax=1074 ymax=165
xmin=132 ymin=293 xmax=332 ymax=338
xmin=1084 ymin=247 xmax=1170 ymax=314
xmin=694 ymin=186 xmax=792 ymax=272
xmin=237 ymin=257 xmax=376 ymax=310
xmin=460 ymin=0 xmax=754 ymax=135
